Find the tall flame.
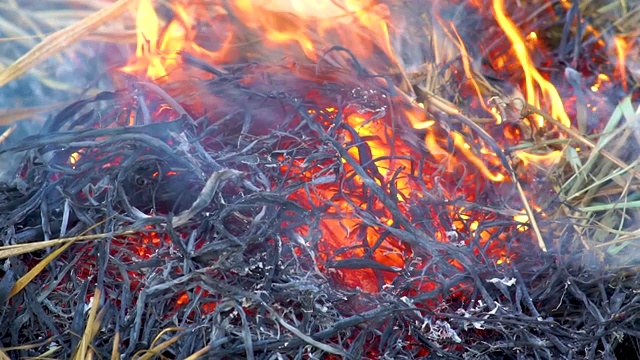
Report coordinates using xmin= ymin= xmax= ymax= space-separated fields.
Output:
xmin=120 ymin=0 xmax=164 ymax=78
xmin=613 ymin=36 xmax=629 ymax=92
xmin=492 ymin=0 xmax=571 ymax=128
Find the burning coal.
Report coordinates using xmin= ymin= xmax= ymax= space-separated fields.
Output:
xmin=0 ymin=0 xmax=639 ymax=359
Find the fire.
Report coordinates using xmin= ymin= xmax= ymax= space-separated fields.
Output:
xmin=112 ymin=0 xmax=626 ymax=296
xmin=120 ymin=0 xmax=163 ymax=78
xmin=492 ymin=0 xmax=571 ymax=128
xmin=344 ymin=112 xmax=413 ymax=196
xmin=228 ymin=0 xmax=394 ymax=62
xmin=450 ymin=132 xmax=505 ymax=182
xmin=69 ymin=151 xmax=82 ymax=168
xmin=613 ymin=36 xmax=629 ymax=91
xmin=120 ymin=0 xmax=398 ymax=81
xmin=515 ymin=150 xmax=562 ymax=167
xmin=513 ymin=212 xmax=529 ymax=232
xmin=7 ymin=0 xmax=638 ymax=357
xmin=120 ymin=0 xmax=231 ymax=79
xmin=591 ymin=73 xmax=611 ymax=92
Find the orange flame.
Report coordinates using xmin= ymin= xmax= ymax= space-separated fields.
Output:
xmin=492 ymin=0 xmax=571 ymax=128
xmin=613 ymin=36 xmax=629 ymax=92
xmin=120 ymin=0 xmax=398 ymax=81
xmin=232 ymin=0 xmax=393 ymax=61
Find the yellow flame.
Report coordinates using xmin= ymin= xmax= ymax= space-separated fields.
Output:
xmin=496 ymin=255 xmax=511 ymax=265
xmin=469 ymin=220 xmax=479 ymax=231
xmin=135 ymin=0 xmax=158 ymax=58
xmin=69 ymin=151 xmax=82 ymax=169
xmin=515 ymin=150 xmax=562 ymax=167
xmin=120 ymin=0 xmax=165 ymax=78
xmin=121 ymin=1 xmax=197 ymax=79
xmin=405 ymin=107 xmax=434 ymax=130
xmin=525 ymin=31 xmax=537 ymax=42
xmin=490 ymin=106 xmax=503 ymax=124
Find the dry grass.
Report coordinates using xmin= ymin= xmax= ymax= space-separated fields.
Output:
xmin=0 ymin=0 xmax=138 ymax=120
xmin=549 ymin=98 xmax=640 ymax=267
xmin=402 ymin=0 xmax=640 ymax=269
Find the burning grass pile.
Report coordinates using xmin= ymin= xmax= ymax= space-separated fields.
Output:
xmin=0 ymin=58 xmax=637 ymax=359
xmin=1 ymin=0 xmax=640 ymax=359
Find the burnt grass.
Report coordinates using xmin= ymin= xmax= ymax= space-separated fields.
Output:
xmin=0 ymin=56 xmax=639 ymax=359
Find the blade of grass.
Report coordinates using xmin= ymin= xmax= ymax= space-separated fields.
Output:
xmin=4 ymin=217 xmax=119 ymax=299
xmin=526 ymin=101 xmax=639 ymax=181
xmin=184 ymin=345 xmax=211 ymax=360
xmin=31 ymin=344 xmax=62 ymax=359
xmin=567 ymin=160 xmax=638 ymax=201
xmin=515 ymin=176 xmax=547 ymax=251
xmin=579 ymin=200 xmax=640 ymax=212
xmin=2 ymin=338 xmax=59 ymax=352
xmin=595 ymin=231 xmax=640 ymax=248
xmin=565 ymin=146 xmax=583 ymax=175
xmin=111 ymin=331 xmax=121 ymax=360
xmin=0 ymin=103 xmax=66 ymax=126
xmin=7 ymin=0 xmax=51 ymax=52
xmin=0 ymin=125 xmax=15 ymax=145
xmin=7 ymin=238 xmax=76 ymax=299
xmin=134 ymin=332 xmax=183 ymax=360
xmin=0 ymin=232 xmax=134 ymax=260
xmin=564 ymin=99 xmax=626 ymax=195
xmin=71 ymin=288 xmax=103 ymax=360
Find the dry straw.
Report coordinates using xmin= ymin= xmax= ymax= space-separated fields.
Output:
xmin=0 ymin=0 xmax=135 ymax=88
